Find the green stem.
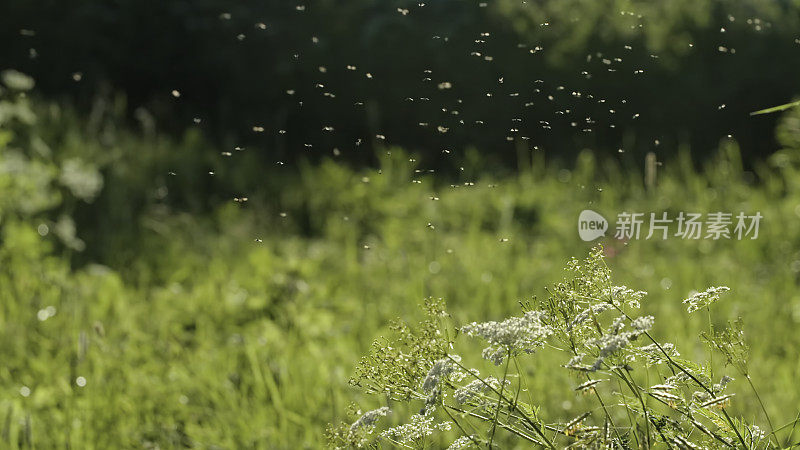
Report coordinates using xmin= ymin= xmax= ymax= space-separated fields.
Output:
xmin=707 ymin=306 xmax=714 ymax=384
xmin=442 ymin=405 xmax=483 ymax=448
xmin=598 ymin=297 xmax=749 ymax=449
xmin=587 ymin=376 xmax=624 ymax=445
xmin=564 ymin=336 xmax=624 ymax=445
xmin=783 ymin=412 xmax=800 ymax=448
xmin=617 ymin=378 xmax=640 ymax=448
xmin=643 ymin=392 xmax=734 ymax=448
xmin=620 ymin=367 xmax=651 ymax=448
xmin=744 ymin=374 xmax=777 ymax=444
xmin=649 ymin=416 xmax=674 ymax=450
xmin=384 ymin=436 xmax=414 ymax=449
xmin=445 ymin=404 xmax=542 ymax=445
xmin=489 ymin=351 xmax=512 ymax=447
xmin=585 ymin=262 xmax=751 ymax=450
xmin=446 ymin=355 xmax=557 ymax=449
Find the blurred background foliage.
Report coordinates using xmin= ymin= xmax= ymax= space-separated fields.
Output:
xmin=1 ymin=0 xmax=798 ymax=173
xmin=2 ymin=0 xmax=800 ymax=448
xmin=2 ymin=70 xmax=800 ymax=445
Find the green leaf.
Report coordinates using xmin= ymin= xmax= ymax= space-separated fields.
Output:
xmin=750 ymin=100 xmax=800 ymax=116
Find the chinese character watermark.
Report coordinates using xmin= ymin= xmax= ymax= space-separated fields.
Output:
xmin=578 ymin=210 xmax=762 ymax=242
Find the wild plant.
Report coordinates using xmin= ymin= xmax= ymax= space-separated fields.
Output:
xmin=327 ymin=247 xmax=799 ymax=449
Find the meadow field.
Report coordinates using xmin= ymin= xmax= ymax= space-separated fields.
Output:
xmin=3 ymin=79 xmax=800 ymax=447
xmin=3 ymin=1 xmax=800 ymax=446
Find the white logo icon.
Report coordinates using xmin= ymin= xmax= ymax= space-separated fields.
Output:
xmin=578 ymin=210 xmax=608 ymax=241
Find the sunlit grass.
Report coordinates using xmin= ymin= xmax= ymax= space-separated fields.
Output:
xmin=4 ymin=134 xmax=800 ymax=447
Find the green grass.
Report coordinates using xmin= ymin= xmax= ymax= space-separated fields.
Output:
xmin=3 ymin=96 xmax=800 ymax=447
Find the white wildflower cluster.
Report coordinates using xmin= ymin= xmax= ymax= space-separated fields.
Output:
xmin=350 ymin=407 xmax=391 ymax=434
xmin=586 ymin=316 xmax=654 ymax=371
xmin=422 ymin=355 xmax=460 ymax=393
xmin=380 ymin=409 xmax=452 ymax=445
xmin=631 ymin=315 xmax=654 ymax=332
xmin=682 ymin=286 xmax=730 ymax=313
xmin=564 ymin=354 xmax=590 ymax=371
xmin=568 ymin=303 xmax=612 ymax=331
xmin=447 ymin=435 xmax=479 ymax=449
xmin=453 ymin=376 xmax=508 ymax=404
xmin=712 ymin=375 xmax=734 ymax=394
xmin=749 ymin=424 xmax=766 ymax=442
xmin=609 ymin=316 xmax=625 ymax=333
xmin=589 ymin=335 xmax=629 ymax=371
xmin=665 ymin=371 xmax=694 ymax=386
xmin=601 ymin=285 xmax=647 ymax=309
xmin=344 ymin=406 xmax=391 ymax=445
xmin=636 ymin=342 xmax=679 ymax=365
xmin=460 ymin=311 xmax=552 ymax=365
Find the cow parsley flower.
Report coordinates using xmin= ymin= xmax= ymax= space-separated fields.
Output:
xmin=564 ymin=354 xmax=592 ymax=372
xmin=587 ymin=316 xmax=653 ymax=370
xmin=712 ymin=375 xmax=734 ymax=393
xmin=682 ymin=286 xmax=730 ymax=313
xmin=350 ymin=407 xmax=391 ymax=433
xmin=602 ymin=285 xmax=647 ymax=309
xmin=666 ymin=372 xmax=694 ymax=386
xmin=381 ymin=409 xmax=451 ymax=444
xmin=597 ymin=334 xmax=629 ymax=357
xmin=589 ymin=333 xmax=631 ymax=370
xmin=568 ymin=303 xmax=612 ymax=331
xmin=454 ymin=376 xmax=507 ymax=404
xmin=637 ymin=342 xmax=678 ymax=365
xmin=631 ymin=315 xmax=654 ymax=332
xmin=422 ymin=355 xmax=460 ymax=392
xmin=609 ymin=316 xmax=626 ymax=333
xmin=749 ymin=424 xmax=766 ymax=441
xmin=447 ymin=435 xmax=479 ymax=449
xmin=460 ymin=311 xmax=552 ymax=365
